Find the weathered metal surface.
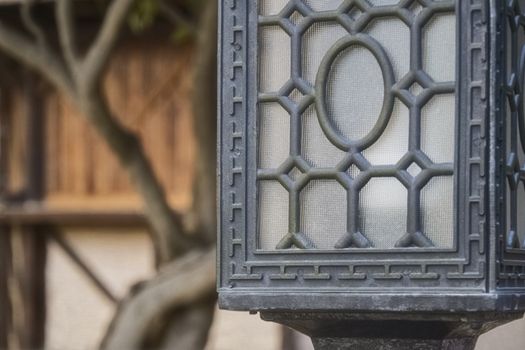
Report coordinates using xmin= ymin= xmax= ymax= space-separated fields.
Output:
xmin=217 ymin=0 xmax=525 ymax=346
xmin=497 ymin=0 xmax=525 ymax=289
xmin=218 ymin=0 xmax=525 ymax=304
xmin=311 ymin=337 xmax=476 ymax=350
xmin=261 ymin=310 xmax=519 ymax=350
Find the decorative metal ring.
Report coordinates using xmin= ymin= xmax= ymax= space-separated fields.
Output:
xmin=314 ymin=33 xmax=395 ymax=151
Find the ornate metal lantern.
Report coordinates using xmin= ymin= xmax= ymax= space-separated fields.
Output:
xmin=218 ymin=0 xmax=525 ymax=347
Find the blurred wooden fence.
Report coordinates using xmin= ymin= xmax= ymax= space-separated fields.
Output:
xmin=0 ymin=37 xmax=196 ymax=348
xmin=5 ymin=39 xmax=196 ymax=211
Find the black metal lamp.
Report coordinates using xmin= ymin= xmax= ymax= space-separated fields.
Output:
xmin=218 ymin=0 xmax=525 ymax=348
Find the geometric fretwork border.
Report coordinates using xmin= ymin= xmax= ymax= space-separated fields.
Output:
xmin=219 ymin=0 xmax=488 ymax=292
xmin=497 ymin=0 xmax=525 ymax=289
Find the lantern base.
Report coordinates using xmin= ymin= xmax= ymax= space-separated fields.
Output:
xmin=311 ymin=337 xmax=476 ymax=350
xmin=260 ymin=311 xmax=522 ymax=350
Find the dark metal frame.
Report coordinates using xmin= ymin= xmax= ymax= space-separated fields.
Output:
xmin=218 ymin=0 xmax=525 ymax=312
xmin=496 ymin=0 xmax=525 ymax=289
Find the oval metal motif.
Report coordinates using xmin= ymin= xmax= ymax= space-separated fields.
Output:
xmin=315 ymin=34 xmax=395 ymax=151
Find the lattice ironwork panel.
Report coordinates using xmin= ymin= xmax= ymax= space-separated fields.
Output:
xmin=218 ymin=0 xmax=488 ymax=293
xmin=256 ymin=0 xmax=456 ymax=250
xmin=498 ymin=0 xmax=525 ymax=289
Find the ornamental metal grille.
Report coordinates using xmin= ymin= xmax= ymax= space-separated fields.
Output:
xmin=256 ymin=0 xmax=457 ymax=250
xmin=498 ymin=0 xmax=525 ymax=289
xmin=219 ymin=0 xmax=487 ymax=296
xmin=503 ymin=0 xmax=525 ymax=252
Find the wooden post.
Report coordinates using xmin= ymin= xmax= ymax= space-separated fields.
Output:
xmin=2 ymin=71 xmax=48 ymax=349
xmin=0 ymin=225 xmax=11 ymax=349
xmin=21 ymin=71 xmax=47 ymax=349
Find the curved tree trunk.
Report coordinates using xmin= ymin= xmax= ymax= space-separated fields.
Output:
xmin=101 ymin=0 xmax=218 ymax=348
xmin=101 ymin=248 xmax=216 ymax=349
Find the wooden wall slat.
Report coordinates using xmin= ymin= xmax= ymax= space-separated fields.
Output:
xmin=38 ymin=41 xmax=196 ymax=211
xmin=7 ymin=91 xmax=27 ymax=193
xmin=45 ymin=94 xmax=59 ymax=195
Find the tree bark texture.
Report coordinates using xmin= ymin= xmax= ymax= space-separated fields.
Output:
xmin=100 ymin=247 xmax=216 ymax=349
xmin=102 ymin=1 xmax=219 ymax=348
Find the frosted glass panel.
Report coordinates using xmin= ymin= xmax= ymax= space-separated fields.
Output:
xmin=259 ymin=26 xmax=290 ymax=92
xmin=327 ymin=46 xmax=384 ymax=142
xmin=421 ymin=177 xmax=454 ymax=248
xmin=259 ymin=181 xmax=289 ymax=249
xmin=347 ymin=165 xmax=361 ymax=179
xmin=507 ymin=181 xmax=512 ymax=241
xmin=365 ymin=18 xmax=410 ymax=80
xmin=518 ymin=120 xmax=525 ymax=246
xmin=304 ymin=0 xmax=343 ymax=11
xmin=302 ymin=22 xmax=347 ymax=85
xmin=423 ymin=14 xmax=456 ymax=82
xmin=301 ymin=105 xmax=345 ymax=167
xmin=360 ymin=178 xmax=407 ymax=248
xmin=507 ymin=21 xmax=513 ymax=84
xmin=519 ymin=120 xmax=525 ymax=165
xmin=421 ymin=94 xmax=455 ymax=163
xmin=257 ymin=3 xmax=457 ymax=251
xmin=259 ymin=103 xmax=290 ymax=168
xmin=506 ymin=90 xmax=512 ymax=238
xmin=362 ymin=99 xmax=409 ymax=164
xmin=259 ymin=0 xmax=287 ymax=15
xmin=300 ymin=180 xmax=346 ymax=249
xmin=519 ymin=186 xmax=525 ymax=246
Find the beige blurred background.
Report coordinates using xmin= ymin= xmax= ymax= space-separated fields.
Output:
xmin=45 ymin=229 xmax=524 ymax=349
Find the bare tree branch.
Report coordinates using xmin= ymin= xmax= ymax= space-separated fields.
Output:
xmin=20 ymin=0 xmax=47 ymax=48
xmin=77 ymin=89 xmax=195 ymax=262
xmin=100 ymin=247 xmax=216 ymax=350
xmin=158 ymin=0 xmax=197 ymax=33
xmin=49 ymin=230 xmax=118 ymax=304
xmin=57 ymin=0 xmax=195 ymax=262
xmin=0 ymin=0 xmax=208 ymax=261
xmin=132 ymin=65 xmax=184 ymax=127
xmin=0 ymin=22 xmax=73 ymax=93
xmin=99 ymin=2 xmax=220 ymax=347
xmin=155 ymin=302 xmax=215 ymax=350
xmin=61 ymin=0 xmax=194 ymax=261
xmin=56 ymin=0 xmax=78 ymax=75
xmin=80 ymin=0 xmax=134 ymax=92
